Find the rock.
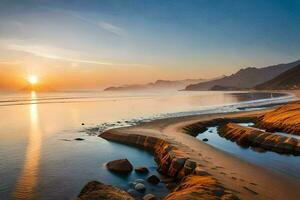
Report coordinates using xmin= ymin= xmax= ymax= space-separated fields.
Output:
xmin=164 ymin=175 xmax=239 ymax=200
xmin=143 ymin=193 xmax=156 ymax=200
xmin=77 ymin=181 xmax=134 ymax=200
xmin=135 ymin=167 xmax=149 ymax=174
xmin=177 ymin=159 xmax=197 ymax=179
xmin=166 ymin=182 xmax=178 ymax=191
xmin=128 ymin=181 xmax=137 ymax=188
xmin=134 ymin=183 xmax=146 ymax=192
xmin=218 ymin=122 xmax=300 ymax=155
xmin=255 ymin=101 xmax=300 ymax=135
xmin=75 ymin=138 xmax=85 ymax=141
xmin=81 ymin=123 xmax=85 ymax=125
xmin=202 ymin=138 xmax=209 ymax=142
xmin=106 ymin=159 xmax=133 ymax=174
xmin=147 ymin=175 xmax=160 ymax=185
xmin=170 ymin=157 xmax=187 ymax=177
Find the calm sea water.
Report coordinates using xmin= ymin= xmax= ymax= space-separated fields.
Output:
xmin=0 ymin=91 xmax=292 ymax=200
xmin=196 ymin=126 xmax=300 ymax=184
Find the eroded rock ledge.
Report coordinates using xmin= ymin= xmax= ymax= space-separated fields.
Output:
xmin=77 ymin=181 xmax=134 ymax=200
xmin=255 ymin=101 xmax=300 ymax=135
xmin=182 ymin=117 xmax=255 ymax=136
xmin=99 ymin=130 xmax=238 ymax=199
xmin=218 ymin=123 xmax=300 ymax=155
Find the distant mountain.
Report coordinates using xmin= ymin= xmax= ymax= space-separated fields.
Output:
xmin=184 ymin=60 xmax=300 ymax=91
xmin=255 ymin=64 xmax=300 ymax=90
xmin=104 ymin=79 xmax=206 ymax=91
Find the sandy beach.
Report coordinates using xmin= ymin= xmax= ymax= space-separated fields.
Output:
xmin=102 ymin=105 xmax=300 ymax=200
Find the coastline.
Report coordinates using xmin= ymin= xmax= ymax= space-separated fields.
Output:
xmin=99 ymin=106 xmax=300 ymax=199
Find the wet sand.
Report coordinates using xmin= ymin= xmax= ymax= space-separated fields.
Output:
xmin=106 ymin=107 xmax=300 ymax=200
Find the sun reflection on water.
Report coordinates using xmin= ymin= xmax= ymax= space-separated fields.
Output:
xmin=13 ymin=91 xmax=41 ymax=199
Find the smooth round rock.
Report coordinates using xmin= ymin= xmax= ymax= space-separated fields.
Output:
xmin=134 ymin=183 xmax=146 ymax=192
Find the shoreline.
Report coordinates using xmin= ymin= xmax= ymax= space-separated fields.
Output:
xmin=99 ymin=107 xmax=300 ymax=199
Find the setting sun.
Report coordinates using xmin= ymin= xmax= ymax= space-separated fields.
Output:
xmin=28 ymin=75 xmax=38 ymax=85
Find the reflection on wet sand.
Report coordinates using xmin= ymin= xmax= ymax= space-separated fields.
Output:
xmin=13 ymin=92 xmax=41 ymax=199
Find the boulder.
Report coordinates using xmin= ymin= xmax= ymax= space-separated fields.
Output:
xmin=147 ymin=175 xmax=160 ymax=185
xmin=77 ymin=181 xmax=134 ymax=200
xmin=106 ymin=159 xmax=133 ymax=174
xmin=143 ymin=193 xmax=156 ymax=200
xmin=135 ymin=167 xmax=149 ymax=174
xmin=134 ymin=183 xmax=146 ymax=192
xmin=202 ymin=138 xmax=208 ymax=142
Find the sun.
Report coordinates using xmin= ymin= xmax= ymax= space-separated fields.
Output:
xmin=28 ymin=75 xmax=38 ymax=85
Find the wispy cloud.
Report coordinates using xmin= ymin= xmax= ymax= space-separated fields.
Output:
xmin=97 ymin=21 xmax=125 ymax=37
xmin=68 ymin=12 xmax=126 ymax=37
xmin=7 ymin=43 xmax=146 ymax=67
xmin=0 ymin=60 xmax=21 ymax=65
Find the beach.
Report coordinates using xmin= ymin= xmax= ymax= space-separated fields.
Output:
xmin=0 ymin=91 xmax=298 ymax=199
xmin=98 ymin=97 xmax=300 ymax=200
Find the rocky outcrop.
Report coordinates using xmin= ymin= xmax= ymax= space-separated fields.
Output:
xmin=164 ymin=175 xmax=239 ymax=200
xmin=182 ymin=117 xmax=255 ymax=136
xmin=218 ymin=123 xmax=300 ymax=155
xmin=255 ymin=101 xmax=300 ymax=135
xmin=100 ymin=131 xmax=195 ymax=180
xmin=106 ymin=159 xmax=133 ymax=174
xmin=99 ymin=130 xmax=239 ymax=199
xmin=77 ymin=181 xmax=134 ymax=200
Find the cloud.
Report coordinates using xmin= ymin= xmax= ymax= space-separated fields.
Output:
xmin=0 ymin=60 xmax=21 ymax=65
xmin=7 ymin=43 xmax=147 ymax=67
xmin=68 ymin=12 xmax=126 ymax=37
xmin=97 ymin=21 xmax=125 ymax=37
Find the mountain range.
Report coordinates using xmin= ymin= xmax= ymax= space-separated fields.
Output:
xmin=104 ymin=79 xmax=207 ymax=91
xmin=255 ymin=63 xmax=300 ymax=90
xmin=184 ymin=60 xmax=300 ymax=91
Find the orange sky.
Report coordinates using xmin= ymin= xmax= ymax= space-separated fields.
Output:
xmin=1 ymin=1 xmax=299 ymax=91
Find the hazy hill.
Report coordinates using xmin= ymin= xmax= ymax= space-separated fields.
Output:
xmin=255 ymin=64 xmax=300 ymax=90
xmin=104 ymin=79 xmax=206 ymax=91
xmin=184 ymin=60 xmax=300 ymax=91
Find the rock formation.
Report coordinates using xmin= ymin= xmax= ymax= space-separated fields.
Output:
xmin=99 ymin=130 xmax=239 ymax=199
xmin=77 ymin=181 xmax=134 ymax=200
xmin=164 ymin=175 xmax=238 ymax=200
xmin=255 ymin=101 xmax=300 ymax=135
xmin=218 ymin=123 xmax=300 ymax=155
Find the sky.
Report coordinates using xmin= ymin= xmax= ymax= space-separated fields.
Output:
xmin=0 ymin=0 xmax=299 ymax=90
